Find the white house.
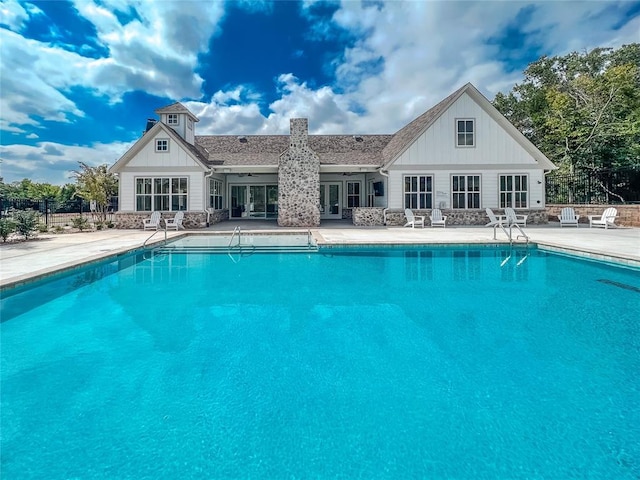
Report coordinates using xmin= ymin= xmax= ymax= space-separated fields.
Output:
xmin=109 ymin=83 xmax=557 ymax=228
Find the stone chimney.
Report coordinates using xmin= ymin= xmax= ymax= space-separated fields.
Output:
xmin=277 ymin=118 xmax=320 ymax=227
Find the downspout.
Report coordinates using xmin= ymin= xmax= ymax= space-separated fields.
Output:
xmin=378 ymin=167 xmax=390 ymax=225
xmin=204 ymin=169 xmax=214 ymax=227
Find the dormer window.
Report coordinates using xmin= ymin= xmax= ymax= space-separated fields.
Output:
xmin=155 ymin=139 xmax=169 ymax=152
xmin=456 ymin=119 xmax=475 ymax=147
xmin=187 ymin=118 xmax=193 ymax=130
xmin=167 ymin=114 xmax=179 ymax=125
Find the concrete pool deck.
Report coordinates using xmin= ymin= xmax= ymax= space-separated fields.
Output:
xmin=1 ymin=223 xmax=638 ymax=289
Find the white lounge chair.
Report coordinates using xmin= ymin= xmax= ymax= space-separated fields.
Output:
xmin=588 ymin=207 xmax=618 ymax=229
xmin=143 ymin=211 xmax=161 ymax=230
xmin=429 ymin=208 xmax=447 ymax=228
xmin=558 ymin=207 xmax=579 ymax=227
xmin=404 ymin=209 xmax=425 ymax=228
xmin=485 ymin=208 xmax=505 ymax=227
xmin=165 ymin=211 xmax=184 ymax=230
xmin=504 ymin=207 xmax=528 ymax=227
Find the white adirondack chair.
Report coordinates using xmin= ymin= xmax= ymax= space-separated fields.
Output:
xmin=558 ymin=207 xmax=579 ymax=227
xmin=588 ymin=207 xmax=618 ymax=229
xmin=143 ymin=211 xmax=161 ymax=230
xmin=404 ymin=209 xmax=425 ymax=228
xmin=429 ymin=208 xmax=447 ymax=228
xmin=165 ymin=211 xmax=184 ymax=230
xmin=504 ymin=207 xmax=528 ymax=227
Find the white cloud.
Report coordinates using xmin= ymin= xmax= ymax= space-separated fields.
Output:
xmin=0 ymin=140 xmax=133 ymax=185
xmin=0 ymin=0 xmax=225 ymax=132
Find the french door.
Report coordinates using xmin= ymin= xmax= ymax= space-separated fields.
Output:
xmin=320 ymin=183 xmax=341 ymax=219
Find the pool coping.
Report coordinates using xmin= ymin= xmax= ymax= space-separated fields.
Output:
xmin=1 ymin=229 xmax=638 ymax=292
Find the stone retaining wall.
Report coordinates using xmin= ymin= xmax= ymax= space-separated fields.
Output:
xmin=352 ymin=208 xmax=385 ymax=226
xmin=370 ymin=208 xmax=548 ymax=227
xmin=114 ymin=211 xmax=209 ymax=229
xmin=547 ymin=204 xmax=639 ymax=227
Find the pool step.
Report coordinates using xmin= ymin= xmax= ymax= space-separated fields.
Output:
xmin=151 ymin=244 xmax=319 ymax=254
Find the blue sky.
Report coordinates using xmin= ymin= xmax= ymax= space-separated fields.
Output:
xmin=1 ymin=0 xmax=639 ymax=185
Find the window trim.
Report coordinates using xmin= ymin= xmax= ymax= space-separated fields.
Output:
xmin=167 ymin=114 xmax=179 ymax=125
xmin=403 ymin=174 xmax=433 ymax=209
xmin=135 ymin=176 xmax=188 ymax=212
xmin=499 ymin=174 xmax=529 ymax=209
xmin=346 ymin=180 xmax=361 ymax=208
xmin=451 ymin=174 xmax=481 ymax=209
xmin=209 ymin=178 xmax=224 ymax=210
xmin=155 ymin=138 xmax=169 ymax=153
xmin=455 ymin=118 xmax=475 ymax=148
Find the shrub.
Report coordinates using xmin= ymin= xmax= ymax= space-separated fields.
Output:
xmin=37 ymin=223 xmax=49 ymax=233
xmin=71 ymin=216 xmax=90 ymax=231
xmin=53 ymin=225 xmax=64 ymax=234
xmin=106 ymin=220 xmax=115 ymax=228
xmin=95 ymin=221 xmax=104 ymax=230
xmin=0 ymin=218 xmax=16 ymax=242
xmin=12 ymin=210 xmax=40 ymax=240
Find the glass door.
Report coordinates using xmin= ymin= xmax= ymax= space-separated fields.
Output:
xmin=320 ymin=183 xmax=341 ymax=219
xmin=249 ymin=185 xmax=266 ymax=218
xmin=230 ymin=185 xmax=247 ymax=218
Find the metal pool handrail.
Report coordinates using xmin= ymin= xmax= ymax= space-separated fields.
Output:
xmin=228 ymin=226 xmax=241 ymax=248
xmin=143 ymin=227 xmax=167 ymax=248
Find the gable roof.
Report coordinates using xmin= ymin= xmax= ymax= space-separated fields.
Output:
xmin=109 ymin=122 xmax=209 ymax=173
xmin=381 ymin=82 xmax=556 ymax=170
xmin=382 ymin=85 xmax=466 ymax=164
xmin=155 ymin=102 xmax=200 ymax=122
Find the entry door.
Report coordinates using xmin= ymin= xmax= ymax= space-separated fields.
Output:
xmin=230 ymin=185 xmax=247 ymax=218
xmin=320 ymin=183 xmax=341 ymax=219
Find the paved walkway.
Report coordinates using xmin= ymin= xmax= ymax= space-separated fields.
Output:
xmin=1 ymin=224 xmax=638 ymax=289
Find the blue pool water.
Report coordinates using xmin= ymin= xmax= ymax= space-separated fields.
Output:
xmin=1 ymin=245 xmax=639 ymax=479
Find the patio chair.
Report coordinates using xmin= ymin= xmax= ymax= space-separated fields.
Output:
xmin=588 ymin=207 xmax=618 ymax=229
xmin=485 ymin=208 xmax=505 ymax=227
xmin=404 ymin=209 xmax=425 ymax=228
xmin=504 ymin=207 xmax=528 ymax=227
xmin=165 ymin=211 xmax=184 ymax=230
xmin=558 ymin=207 xmax=579 ymax=227
xmin=429 ymin=208 xmax=447 ymax=228
xmin=143 ymin=211 xmax=161 ymax=231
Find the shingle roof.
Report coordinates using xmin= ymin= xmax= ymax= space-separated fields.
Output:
xmin=155 ymin=102 xmax=199 ymax=121
xmin=195 ymin=134 xmax=394 ymax=167
xmin=381 ymin=83 xmax=468 ymax=163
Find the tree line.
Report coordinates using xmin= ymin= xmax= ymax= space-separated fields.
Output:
xmin=1 ymin=163 xmax=118 ymax=223
xmin=492 ymin=43 xmax=640 ymax=178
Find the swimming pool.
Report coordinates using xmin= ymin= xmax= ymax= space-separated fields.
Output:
xmin=1 ymin=245 xmax=639 ymax=479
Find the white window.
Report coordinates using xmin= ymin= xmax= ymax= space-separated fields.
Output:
xmin=452 ymin=175 xmax=480 ymax=209
xmin=167 ymin=114 xmax=179 ymax=125
xmin=499 ymin=174 xmax=528 ymax=208
xmin=404 ymin=175 xmax=432 ymax=209
xmin=456 ymin=119 xmax=475 ymax=147
xmin=155 ymin=139 xmax=169 ymax=152
xmin=346 ymin=181 xmax=361 ymax=207
xmin=209 ymin=178 xmax=223 ymax=210
xmin=135 ymin=177 xmax=188 ymax=211
xmin=187 ymin=118 xmax=193 ymax=130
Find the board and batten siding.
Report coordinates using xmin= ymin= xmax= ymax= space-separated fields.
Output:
xmin=387 ymin=91 xmax=547 ymax=209
xmin=125 ymin=132 xmax=200 ymax=168
xmin=393 ymin=93 xmax=541 ymax=168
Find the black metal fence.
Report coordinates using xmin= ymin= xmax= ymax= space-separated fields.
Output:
xmin=545 ymin=170 xmax=640 ymax=204
xmin=0 ymin=197 xmax=118 ymax=227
